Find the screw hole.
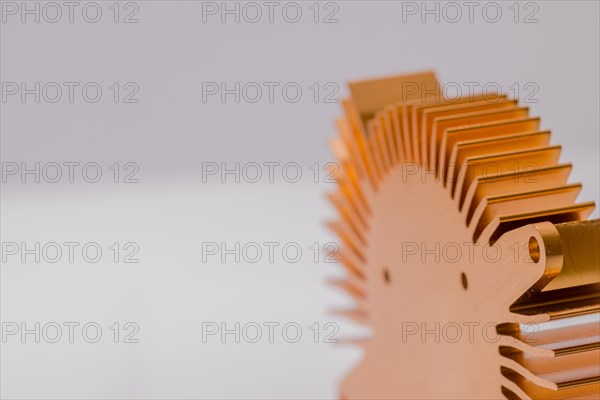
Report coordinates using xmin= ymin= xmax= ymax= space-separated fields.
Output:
xmin=461 ymin=272 xmax=468 ymax=290
xmin=529 ymin=236 xmax=540 ymax=263
xmin=383 ymin=268 xmax=390 ymax=284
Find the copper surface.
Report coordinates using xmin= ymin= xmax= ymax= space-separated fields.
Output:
xmin=329 ymin=72 xmax=600 ymax=399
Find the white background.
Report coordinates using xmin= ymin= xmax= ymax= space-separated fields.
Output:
xmin=1 ymin=1 xmax=599 ymax=398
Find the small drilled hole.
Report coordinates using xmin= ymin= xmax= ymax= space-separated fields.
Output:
xmin=383 ymin=268 xmax=390 ymax=284
xmin=529 ymin=236 xmax=540 ymax=263
xmin=461 ymin=272 xmax=468 ymax=290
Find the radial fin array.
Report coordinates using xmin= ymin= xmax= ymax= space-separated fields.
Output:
xmin=328 ymin=72 xmax=599 ymax=399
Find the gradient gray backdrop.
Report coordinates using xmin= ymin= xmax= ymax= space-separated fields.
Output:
xmin=1 ymin=1 xmax=599 ymax=399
